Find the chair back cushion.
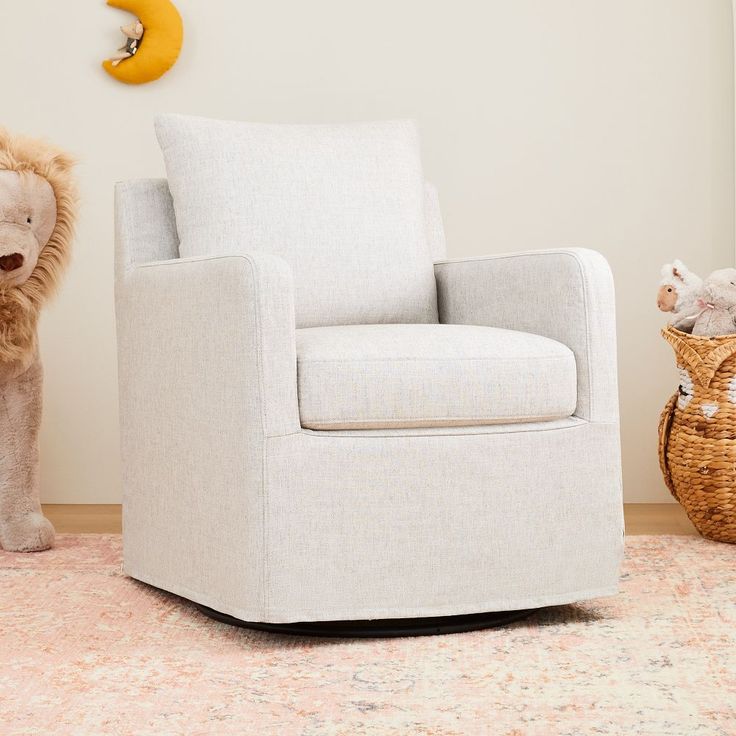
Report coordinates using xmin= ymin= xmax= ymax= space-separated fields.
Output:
xmin=155 ymin=114 xmax=438 ymax=327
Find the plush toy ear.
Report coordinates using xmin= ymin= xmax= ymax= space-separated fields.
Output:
xmin=672 ymin=259 xmax=691 ymax=282
xmin=48 ymin=151 xmax=76 ymax=179
xmin=661 ymin=263 xmax=674 ymax=280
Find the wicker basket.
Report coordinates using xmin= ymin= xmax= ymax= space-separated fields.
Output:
xmin=659 ymin=325 xmax=736 ymax=543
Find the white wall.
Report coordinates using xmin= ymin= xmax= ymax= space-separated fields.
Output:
xmin=2 ymin=0 xmax=733 ymax=503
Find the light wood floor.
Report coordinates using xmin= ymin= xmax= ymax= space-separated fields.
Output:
xmin=42 ymin=503 xmax=699 ymax=536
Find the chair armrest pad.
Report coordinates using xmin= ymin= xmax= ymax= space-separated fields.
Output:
xmin=434 ymin=248 xmax=618 ymax=422
xmin=116 ymin=252 xmax=299 ymax=439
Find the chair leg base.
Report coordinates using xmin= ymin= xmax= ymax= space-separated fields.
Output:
xmin=194 ymin=603 xmax=535 ymax=637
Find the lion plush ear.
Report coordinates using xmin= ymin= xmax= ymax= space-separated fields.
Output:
xmin=48 ymin=151 xmax=76 ymax=178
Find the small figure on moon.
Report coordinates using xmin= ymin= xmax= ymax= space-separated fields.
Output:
xmin=108 ymin=19 xmax=144 ymax=67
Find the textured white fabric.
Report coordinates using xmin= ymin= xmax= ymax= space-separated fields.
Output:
xmin=264 ymin=421 xmax=622 ymax=621
xmin=424 ymin=181 xmax=447 ymax=261
xmin=114 ymin=180 xmax=179 ymax=277
xmin=115 ymin=183 xmax=623 ymax=623
xmin=296 ymin=324 xmax=576 ymax=429
xmin=155 ymin=115 xmax=438 ymax=328
xmin=114 ymin=178 xmax=446 ymax=269
xmin=435 ymin=248 xmax=619 ymax=423
xmin=116 ymin=249 xmax=300 ymax=619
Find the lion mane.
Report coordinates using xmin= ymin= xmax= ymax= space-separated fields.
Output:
xmin=0 ymin=129 xmax=77 ymax=367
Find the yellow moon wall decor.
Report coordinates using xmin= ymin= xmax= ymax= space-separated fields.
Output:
xmin=102 ymin=0 xmax=183 ymax=84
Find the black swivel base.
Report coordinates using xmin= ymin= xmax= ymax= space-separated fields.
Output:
xmin=195 ymin=603 xmax=534 ymax=638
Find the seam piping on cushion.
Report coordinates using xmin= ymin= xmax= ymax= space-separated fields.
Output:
xmin=297 ymin=419 xmax=620 ymax=439
xmin=563 ymin=251 xmax=595 ymax=421
xmin=297 ymin=355 xmax=573 ymax=364
xmin=432 ymin=248 xmax=580 ymax=267
xmin=303 ymin=413 xmax=582 ymax=425
xmin=244 ymin=255 xmax=270 ymax=622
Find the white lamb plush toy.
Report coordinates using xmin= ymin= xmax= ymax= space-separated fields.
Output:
xmin=657 ymin=260 xmax=703 ymax=332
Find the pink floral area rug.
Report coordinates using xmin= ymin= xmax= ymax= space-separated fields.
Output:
xmin=0 ymin=535 xmax=734 ymax=736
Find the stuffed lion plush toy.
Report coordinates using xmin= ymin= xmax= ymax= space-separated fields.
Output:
xmin=0 ymin=129 xmax=77 ymax=551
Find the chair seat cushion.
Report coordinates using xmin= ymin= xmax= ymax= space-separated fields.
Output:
xmin=296 ymin=324 xmax=577 ymax=430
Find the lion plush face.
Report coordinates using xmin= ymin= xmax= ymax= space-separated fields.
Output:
xmin=0 ymin=130 xmax=76 ymax=368
xmin=0 ymin=170 xmax=57 ymax=288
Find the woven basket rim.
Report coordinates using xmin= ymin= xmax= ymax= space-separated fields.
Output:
xmin=662 ymin=324 xmax=736 ymax=345
xmin=662 ymin=325 xmax=736 ymax=387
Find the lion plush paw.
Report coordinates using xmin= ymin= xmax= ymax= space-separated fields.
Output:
xmin=0 ymin=512 xmax=55 ymax=552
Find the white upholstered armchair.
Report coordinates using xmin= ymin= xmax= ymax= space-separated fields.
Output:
xmin=115 ymin=118 xmax=622 ymax=633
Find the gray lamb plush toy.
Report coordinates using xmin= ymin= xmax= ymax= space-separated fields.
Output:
xmin=691 ymin=268 xmax=736 ymax=337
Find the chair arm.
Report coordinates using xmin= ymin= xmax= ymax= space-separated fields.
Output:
xmin=434 ymin=248 xmax=618 ymax=423
xmin=116 ymin=252 xmax=300 ymax=444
